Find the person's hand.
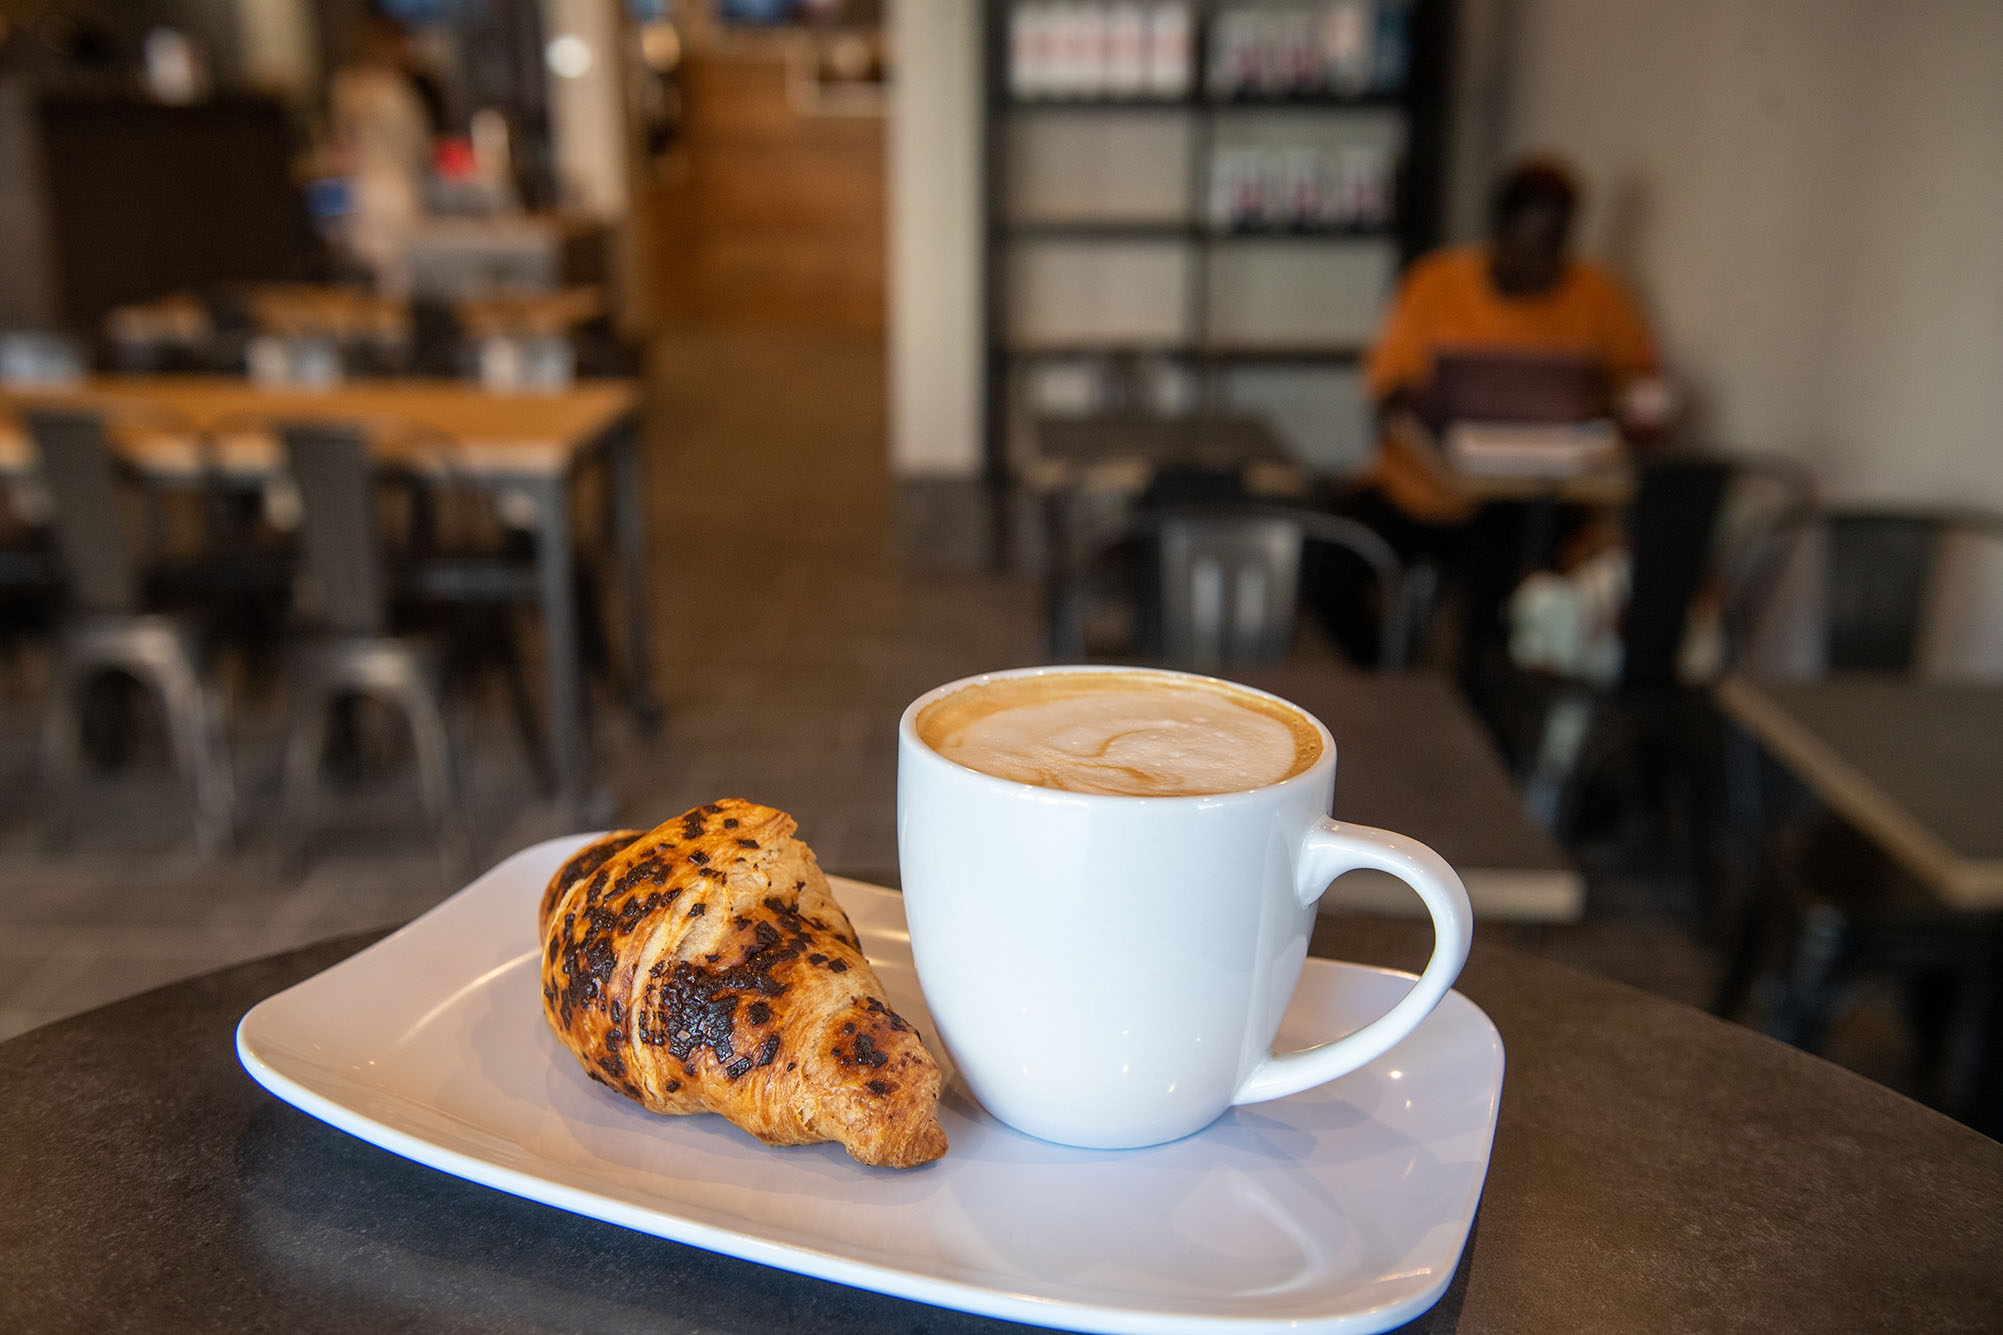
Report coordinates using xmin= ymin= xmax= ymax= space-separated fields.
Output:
xmin=1618 ymin=375 xmax=1674 ymax=450
xmin=1379 ymin=401 xmax=1448 ymax=479
xmin=1557 ymin=514 xmax=1626 ymax=573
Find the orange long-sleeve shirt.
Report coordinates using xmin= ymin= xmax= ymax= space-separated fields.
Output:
xmin=1364 ymin=245 xmax=1660 ymax=523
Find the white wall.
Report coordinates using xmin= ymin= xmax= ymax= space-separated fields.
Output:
xmin=887 ymin=1 xmax=2003 ymax=506
xmin=232 ymin=0 xmax=317 ymax=100
xmin=0 ymin=80 xmax=54 ymax=328
xmin=887 ymin=0 xmax=985 ymax=477
xmin=1466 ymin=0 xmax=2003 ymax=511
xmin=543 ymin=0 xmax=632 ymax=217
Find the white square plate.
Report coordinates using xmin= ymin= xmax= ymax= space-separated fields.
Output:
xmin=238 ymin=836 xmax=1504 ymax=1334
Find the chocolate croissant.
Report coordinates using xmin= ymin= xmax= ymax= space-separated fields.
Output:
xmin=538 ymin=800 xmax=948 ymax=1168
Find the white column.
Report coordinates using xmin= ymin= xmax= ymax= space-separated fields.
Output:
xmin=232 ymin=0 xmax=318 ymax=101
xmin=888 ymin=0 xmax=986 ymax=478
xmin=542 ymin=0 xmax=631 ymax=218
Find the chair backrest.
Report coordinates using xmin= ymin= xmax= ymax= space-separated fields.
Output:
xmin=1618 ymin=456 xmax=1733 ymax=689
xmin=279 ymin=422 xmax=388 ymax=635
xmin=26 ymin=409 xmax=141 ymax=614
xmin=1 ymin=332 xmax=85 ymax=387
xmin=1714 ymin=454 xmax=1816 ymax=667
xmin=1157 ymin=513 xmax=1301 ymax=664
xmin=1823 ymin=512 xmax=1939 ymax=672
xmin=1149 ymin=507 xmax=1406 ymax=669
xmin=410 ymin=297 xmax=466 ymax=378
xmin=1726 ymin=505 xmax=2003 ymax=676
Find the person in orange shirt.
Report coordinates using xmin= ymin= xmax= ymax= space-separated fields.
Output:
xmin=1314 ymin=158 xmax=1666 ymax=667
xmin=1364 ymin=156 xmax=1663 ymax=529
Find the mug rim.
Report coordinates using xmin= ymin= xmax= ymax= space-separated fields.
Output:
xmin=898 ymin=664 xmax=1338 ymax=807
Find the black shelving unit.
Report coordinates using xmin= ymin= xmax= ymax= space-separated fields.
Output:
xmin=997 ymin=220 xmax=1399 ymax=241
xmin=999 ymin=90 xmax=1405 ymax=111
xmin=981 ymin=0 xmax=1455 ymax=486
xmin=1008 ymin=341 xmax=1367 ymax=364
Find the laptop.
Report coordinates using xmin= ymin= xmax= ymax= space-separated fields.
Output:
xmin=1426 ymin=351 xmax=1608 ymax=428
xmin=1425 ymin=352 xmax=1619 ymax=477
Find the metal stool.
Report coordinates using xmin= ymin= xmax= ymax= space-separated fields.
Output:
xmin=29 ymin=409 xmax=234 ymax=853
xmin=1052 ymin=504 xmax=1410 ymax=670
xmin=278 ymin=421 xmax=469 ymax=871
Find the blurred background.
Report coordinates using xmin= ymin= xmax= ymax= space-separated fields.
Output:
xmin=1 ymin=0 xmax=2000 ymax=1136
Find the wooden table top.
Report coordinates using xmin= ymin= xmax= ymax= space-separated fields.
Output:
xmin=1230 ymin=664 xmax=1584 ymax=922
xmin=1716 ymin=675 xmax=2003 ymax=908
xmin=0 ymin=375 xmax=643 ymax=479
xmin=107 ymin=286 xmax=407 ymax=344
xmin=246 ymin=285 xmax=409 ymax=341
xmin=457 ymin=287 xmax=609 ymax=338
xmin=108 ymin=285 xmax=609 ymax=344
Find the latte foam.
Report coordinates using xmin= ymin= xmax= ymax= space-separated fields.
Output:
xmin=916 ymin=671 xmax=1321 ymax=797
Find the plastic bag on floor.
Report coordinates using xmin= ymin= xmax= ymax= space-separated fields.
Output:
xmin=1507 ymin=548 xmax=1630 ymax=686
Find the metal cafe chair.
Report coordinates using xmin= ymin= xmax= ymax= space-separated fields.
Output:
xmin=227 ymin=404 xmax=555 ymax=788
xmin=276 ymin=421 xmax=475 ymax=871
xmin=0 ymin=474 xmax=59 ymax=665
xmin=1510 ymin=454 xmax=1742 ymax=835
xmin=27 ymin=408 xmax=235 ymax=854
xmin=1496 ymin=452 xmax=1820 ymax=827
xmin=1052 ymin=504 xmax=1410 ymax=671
xmin=1713 ymin=505 xmax=2003 ymax=1109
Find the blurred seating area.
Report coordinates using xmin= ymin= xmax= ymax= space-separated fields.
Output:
xmin=0 ymin=373 xmax=653 ymax=853
xmin=1023 ymin=363 xmax=2003 ymax=1122
xmin=9 ymin=3 xmax=2003 ymax=1329
xmin=0 ymin=0 xmax=915 ymax=1040
xmin=0 ymin=0 xmax=662 ymax=870
xmin=1 ymin=0 xmax=2001 ymax=1146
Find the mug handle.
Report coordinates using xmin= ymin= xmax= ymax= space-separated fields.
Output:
xmin=1232 ymin=818 xmax=1474 ymax=1106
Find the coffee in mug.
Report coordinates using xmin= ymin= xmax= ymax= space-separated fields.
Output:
xmin=914 ymin=669 xmax=1320 ymax=797
xmin=898 ymin=666 xmax=1472 ymax=1150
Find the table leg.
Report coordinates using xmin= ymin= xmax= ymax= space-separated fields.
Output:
xmin=986 ymin=475 xmax=1016 ymax=573
xmin=607 ymin=414 xmax=661 ymax=733
xmin=1970 ymin=932 xmax=2003 ymax=1139
xmin=1043 ymin=487 xmax=1075 ymax=658
xmin=1711 ymin=724 xmax=1776 ymax=1018
xmin=1520 ymin=495 xmax=1561 ymax=570
xmin=531 ymin=475 xmax=592 ymax=826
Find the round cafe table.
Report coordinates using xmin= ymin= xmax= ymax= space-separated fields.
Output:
xmin=4 ymin=916 xmax=2001 ymax=1334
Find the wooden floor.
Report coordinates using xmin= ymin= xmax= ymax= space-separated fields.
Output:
xmin=640 ymin=49 xmax=886 ymax=333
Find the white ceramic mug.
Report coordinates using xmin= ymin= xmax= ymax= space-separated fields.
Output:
xmin=896 ymin=666 xmax=1474 ymax=1149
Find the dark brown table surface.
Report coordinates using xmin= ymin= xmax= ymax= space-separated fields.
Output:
xmin=1716 ymin=676 xmax=2003 ymax=907
xmin=1027 ymin=414 xmax=1308 ymax=501
xmin=6 ymin=918 xmax=2001 ymax=1334
xmin=1232 ymin=665 xmax=1582 ymax=921
xmin=1035 ymin=415 xmax=1292 ymax=470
